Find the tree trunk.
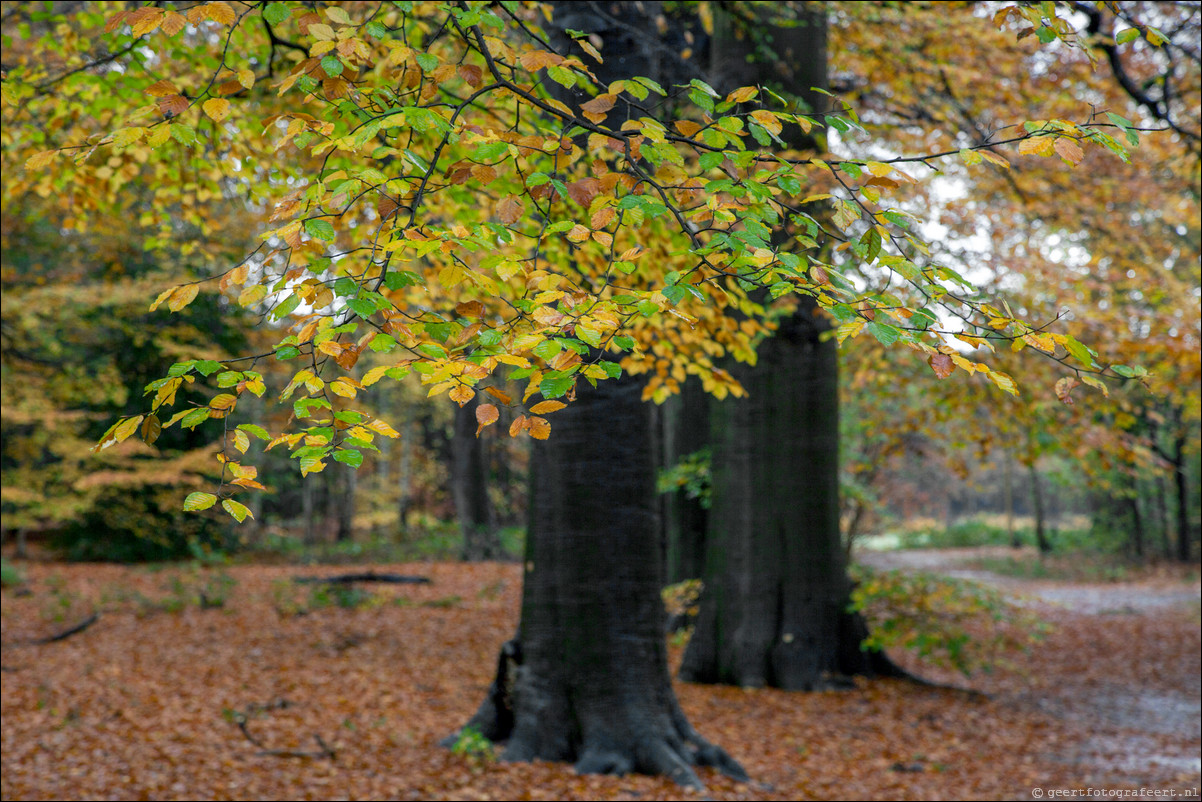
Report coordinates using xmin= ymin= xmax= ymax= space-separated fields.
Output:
xmin=335 ymin=462 xmax=356 ymax=543
xmin=1171 ymin=427 xmax=1192 ymax=562
xmin=452 ymin=374 xmax=745 ymax=789
xmin=1028 ymin=461 xmax=1051 ymax=554
xmin=659 ymin=379 xmax=709 ymax=585
xmin=397 ymin=419 xmax=412 ymax=533
xmin=453 ymin=394 xmax=500 ymax=561
xmin=681 ymin=301 xmax=900 ymax=690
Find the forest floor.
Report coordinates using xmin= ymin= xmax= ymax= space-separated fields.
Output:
xmin=1 ymin=547 xmax=1198 ymax=801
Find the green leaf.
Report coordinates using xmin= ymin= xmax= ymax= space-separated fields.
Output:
xmin=276 ymin=345 xmax=301 ymax=360
xmin=304 ymin=218 xmax=336 ymax=241
xmin=272 ymin=293 xmax=301 ymax=320
xmin=1115 ymin=27 xmax=1140 ymax=45
xmin=321 ymin=55 xmax=343 ymax=77
xmin=346 ymin=298 xmax=376 ymax=318
xmin=183 ymin=492 xmax=218 ymax=512
xmin=333 ymin=449 xmax=364 ymax=468
xmin=237 ymin=424 xmax=271 ymax=441
xmin=539 ymin=374 xmax=575 ymax=399
xmin=415 ymin=52 xmax=439 ymax=71
xmin=180 ymin=408 xmax=211 ymax=429
xmin=263 ymin=2 xmax=290 ymax=25
xmin=222 ymin=499 xmax=253 ymax=522
xmin=867 ymin=321 xmax=900 ymax=346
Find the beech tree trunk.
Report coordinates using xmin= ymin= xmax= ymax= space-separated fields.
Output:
xmin=452 ymin=374 xmax=745 ymax=788
xmin=681 ymin=302 xmax=900 ymax=689
xmin=681 ymin=3 xmax=901 ymax=691
xmin=659 ymin=379 xmax=709 ymax=585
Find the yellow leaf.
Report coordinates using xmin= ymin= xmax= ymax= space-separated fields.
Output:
xmin=567 ymin=224 xmax=591 ymax=243
xmin=150 ymin=286 xmax=175 ymax=312
xmin=205 ymin=1 xmax=236 ymax=26
xmin=168 ymin=284 xmax=200 ymax=312
xmin=363 ymin=365 xmax=391 ymax=386
xmin=146 ymin=125 xmax=172 ymax=147
xmin=987 ymin=368 xmax=1019 ymax=396
xmin=330 ymin=379 xmax=357 ymax=398
xmin=529 ymin=400 xmax=565 ymax=414
xmin=449 ymin=383 xmax=475 ymax=406
xmin=836 ymin=318 xmax=864 ymax=344
xmin=749 ymin=109 xmax=782 ymax=136
xmin=112 ymin=126 xmax=146 ymax=148
xmin=1018 ymin=136 xmax=1055 ymax=157
xmin=209 ymin=393 xmax=238 ymax=411
xmin=203 ymin=98 xmax=231 ymax=122
xmin=866 ymin=161 xmax=893 ymax=177
xmin=232 ymin=429 xmax=250 ymax=453
xmin=24 ymin=150 xmax=57 ymax=170
xmin=308 ymin=22 xmax=336 ymax=40
xmin=365 ymin=419 xmax=400 ymax=437
xmin=114 ymin=415 xmax=144 ymax=444
xmin=724 ymin=86 xmax=757 ymax=104
xmin=237 ymin=69 xmax=255 ymax=89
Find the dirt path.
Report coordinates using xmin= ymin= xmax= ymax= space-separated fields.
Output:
xmin=857 ymin=547 xmax=1202 ymax=788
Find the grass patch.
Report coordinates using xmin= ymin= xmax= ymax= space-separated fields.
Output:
xmin=971 ymin=554 xmax=1135 ymax=583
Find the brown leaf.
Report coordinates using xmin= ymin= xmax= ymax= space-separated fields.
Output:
xmin=928 ymin=352 xmax=955 ymax=379
xmin=497 ymin=195 xmax=524 ymax=226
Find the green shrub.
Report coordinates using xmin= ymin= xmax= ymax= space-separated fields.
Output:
xmin=52 ymin=486 xmax=234 ymax=562
xmin=0 ymin=557 xmax=24 ymax=588
xmin=849 ymin=565 xmax=1049 ymax=676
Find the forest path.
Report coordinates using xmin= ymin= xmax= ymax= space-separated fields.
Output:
xmin=856 ymin=546 xmax=1202 ymax=789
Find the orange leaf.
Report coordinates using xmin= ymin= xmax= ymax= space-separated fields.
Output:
xmin=528 ymin=416 xmax=551 ymax=439
xmin=475 ymin=403 xmax=500 ymax=436
xmin=529 ymin=400 xmax=565 ymax=414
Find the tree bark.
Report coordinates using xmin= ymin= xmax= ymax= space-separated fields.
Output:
xmin=1028 ymin=460 xmax=1052 ymax=554
xmin=681 ymin=2 xmax=903 ymax=691
xmin=659 ymin=379 xmax=709 ymax=585
xmin=452 ymin=374 xmax=745 ymax=788
xmin=681 ymin=301 xmax=900 ymax=689
xmin=453 ymin=394 xmax=500 ymax=560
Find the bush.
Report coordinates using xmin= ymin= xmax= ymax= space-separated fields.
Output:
xmin=52 ymin=486 xmax=234 ymax=562
xmin=1 ymin=557 xmax=25 ymax=588
xmin=849 ymin=565 xmax=1049 ymax=676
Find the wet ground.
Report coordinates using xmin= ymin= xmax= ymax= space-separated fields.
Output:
xmin=857 ymin=547 xmax=1202 ymax=790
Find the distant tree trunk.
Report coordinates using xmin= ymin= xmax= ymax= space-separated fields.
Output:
xmin=453 ymin=395 xmax=500 ymax=560
xmin=397 ymin=419 xmax=413 ymax=533
xmin=681 ymin=301 xmax=901 ymax=689
xmin=452 ymin=373 xmax=745 ymax=788
xmin=336 ymin=463 xmax=356 ymax=543
xmin=1153 ymin=475 xmax=1171 ymax=560
xmin=1004 ymin=448 xmax=1019 ymax=548
xmin=1128 ymin=492 xmax=1145 ymax=559
xmin=1028 ymin=461 xmax=1051 ymax=553
xmin=659 ymin=378 xmax=709 ymax=585
xmin=1171 ymin=427 xmax=1192 ymax=562
xmin=302 ymin=476 xmax=317 ymax=544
